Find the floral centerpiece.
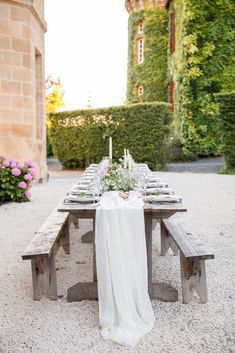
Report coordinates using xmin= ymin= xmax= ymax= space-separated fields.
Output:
xmin=103 ymin=162 xmax=136 ymax=192
xmin=0 ymin=154 xmax=36 ymax=203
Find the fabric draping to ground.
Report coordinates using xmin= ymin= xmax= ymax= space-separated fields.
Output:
xmin=96 ymin=192 xmax=154 ymax=346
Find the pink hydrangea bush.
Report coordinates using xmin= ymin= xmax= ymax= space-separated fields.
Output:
xmin=0 ymin=154 xmax=36 ymax=203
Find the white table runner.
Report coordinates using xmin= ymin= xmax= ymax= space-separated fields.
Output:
xmin=95 ymin=191 xmax=155 ymax=346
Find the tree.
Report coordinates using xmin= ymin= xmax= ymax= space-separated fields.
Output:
xmin=46 ymin=75 xmax=65 ymax=113
xmin=46 ymin=76 xmax=65 ymax=156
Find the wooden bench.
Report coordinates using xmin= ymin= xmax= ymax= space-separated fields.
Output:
xmin=160 ymin=218 xmax=214 ymax=304
xmin=22 ymin=208 xmax=73 ymax=301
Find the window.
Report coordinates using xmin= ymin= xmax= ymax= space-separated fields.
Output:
xmin=137 ymin=38 xmax=144 ymax=64
xmin=136 ymin=85 xmax=144 ymax=96
xmin=170 ymin=12 xmax=176 ymax=53
xmin=137 ymin=21 xmax=144 ymax=35
xmin=136 ymin=21 xmax=144 ymax=64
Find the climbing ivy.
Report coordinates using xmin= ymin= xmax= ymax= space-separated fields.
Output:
xmin=215 ymin=92 xmax=235 ymax=170
xmin=126 ymin=8 xmax=168 ymax=103
xmin=169 ymin=0 xmax=235 ymax=157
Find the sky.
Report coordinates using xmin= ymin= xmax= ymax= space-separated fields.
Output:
xmin=44 ymin=1 xmax=129 ymax=110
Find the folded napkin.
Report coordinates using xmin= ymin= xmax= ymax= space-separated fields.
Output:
xmin=144 ymin=194 xmax=182 ymax=203
xmin=146 ymin=188 xmax=175 ymax=195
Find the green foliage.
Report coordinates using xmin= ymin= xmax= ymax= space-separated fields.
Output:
xmin=48 ymin=103 xmax=172 ymax=170
xmin=0 ymin=156 xmax=35 ymax=203
xmin=169 ymin=0 xmax=235 ymax=157
xmin=46 ymin=76 xmax=65 ymax=157
xmin=215 ymin=92 xmax=235 ymax=170
xmin=46 ymin=76 xmax=64 ymax=114
xmin=127 ymin=8 xmax=168 ymax=103
xmin=103 ymin=163 xmax=136 ymax=192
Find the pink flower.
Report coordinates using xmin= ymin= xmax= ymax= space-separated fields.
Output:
xmin=10 ymin=162 xmax=17 ymax=168
xmin=17 ymin=163 xmax=23 ymax=170
xmin=28 ymin=168 xmax=36 ymax=178
xmin=24 ymin=191 xmax=31 ymax=200
xmin=11 ymin=168 xmax=21 ymax=177
xmin=24 ymin=160 xmax=34 ymax=168
xmin=3 ymin=160 xmax=10 ymax=167
xmin=18 ymin=181 xmax=27 ymax=189
xmin=9 ymin=158 xmax=17 ymax=164
xmin=28 ymin=182 xmax=33 ymax=188
xmin=24 ymin=173 xmax=32 ymax=181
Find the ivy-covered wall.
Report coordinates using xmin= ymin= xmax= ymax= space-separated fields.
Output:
xmin=126 ymin=8 xmax=168 ymax=103
xmin=215 ymin=92 xmax=235 ymax=170
xmin=169 ymin=0 xmax=235 ymax=157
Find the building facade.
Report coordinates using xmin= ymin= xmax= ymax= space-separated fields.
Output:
xmin=0 ymin=0 xmax=47 ymax=181
xmin=125 ymin=0 xmax=169 ymax=104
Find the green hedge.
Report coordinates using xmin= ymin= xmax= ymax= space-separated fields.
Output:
xmin=48 ymin=103 xmax=171 ymax=170
xmin=215 ymin=92 xmax=235 ymax=168
xmin=168 ymin=0 xmax=235 ymax=157
xmin=127 ymin=8 xmax=168 ymax=103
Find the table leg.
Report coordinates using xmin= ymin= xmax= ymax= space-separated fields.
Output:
xmin=145 ymin=213 xmax=153 ymax=297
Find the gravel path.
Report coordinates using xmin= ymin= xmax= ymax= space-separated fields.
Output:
xmin=0 ymin=169 xmax=234 ymax=353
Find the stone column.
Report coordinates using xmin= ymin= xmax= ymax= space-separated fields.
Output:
xmin=0 ymin=0 xmax=47 ymax=181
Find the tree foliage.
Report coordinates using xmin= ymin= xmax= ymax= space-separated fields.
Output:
xmin=46 ymin=76 xmax=64 ymax=114
xmin=45 ymin=76 xmax=65 ymax=156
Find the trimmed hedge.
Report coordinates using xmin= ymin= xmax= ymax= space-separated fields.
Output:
xmin=48 ymin=103 xmax=171 ymax=170
xmin=215 ymin=92 xmax=235 ymax=168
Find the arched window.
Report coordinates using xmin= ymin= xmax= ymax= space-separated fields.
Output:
xmin=136 ymin=21 xmax=144 ymax=64
xmin=137 ymin=38 xmax=144 ymax=64
xmin=137 ymin=21 xmax=144 ymax=35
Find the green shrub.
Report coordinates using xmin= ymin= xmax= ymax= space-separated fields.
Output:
xmin=48 ymin=102 xmax=171 ymax=170
xmin=215 ymin=92 xmax=235 ymax=169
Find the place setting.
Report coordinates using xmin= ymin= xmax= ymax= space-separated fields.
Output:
xmin=62 ymin=139 xmax=183 ymax=206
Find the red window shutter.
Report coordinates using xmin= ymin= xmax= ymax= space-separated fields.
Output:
xmin=170 ymin=81 xmax=175 ymax=112
xmin=171 ymin=13 xmax=175 ymax=53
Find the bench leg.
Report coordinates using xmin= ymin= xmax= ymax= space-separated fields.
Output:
xmin=31 ymin=252 xmax=57 ymax=301
xmin=61 ymin=221 xmax=70 ymax=254
xmin=180 ymin=253 xmax=208 ymax=304
xmin=160 ymin=220 xmax=178 ymax=256
xmin=69 ymin=214 xmax=79 ymax=229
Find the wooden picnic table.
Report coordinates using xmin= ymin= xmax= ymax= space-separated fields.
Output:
xmin=57 ymin=199 xmax=187 ymax=302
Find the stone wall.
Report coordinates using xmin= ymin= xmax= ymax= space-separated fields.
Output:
xmin=125 ymin=0 xmax=166 ymax=13
xmin=0 ymin=0 xmax=47 ymax=181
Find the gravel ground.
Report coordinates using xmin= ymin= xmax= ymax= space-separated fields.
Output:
xmin=0 ymin=169 xmax=235 ymax=353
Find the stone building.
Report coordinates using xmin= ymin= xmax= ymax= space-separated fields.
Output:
xmin=125 ymin=0 xmax=169 ymax=104
xmin=0 ymin=0 xmax=47 ymax=181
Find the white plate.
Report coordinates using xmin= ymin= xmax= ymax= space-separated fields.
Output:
xmin=64 ymin=195 xmax=100 ymax=204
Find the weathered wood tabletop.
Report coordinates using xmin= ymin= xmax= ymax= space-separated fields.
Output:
xmin=57 ymin=198 xmax=187 ymax=302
